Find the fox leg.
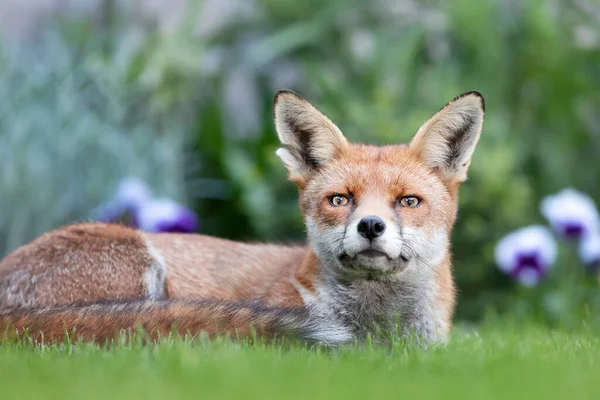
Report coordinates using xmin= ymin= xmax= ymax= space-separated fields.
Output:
xmin=0 ymin=223 xmax=166 ymax=311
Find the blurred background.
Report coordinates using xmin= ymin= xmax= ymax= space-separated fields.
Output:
xmin=1 ymin=0 xmax=600 ymax=329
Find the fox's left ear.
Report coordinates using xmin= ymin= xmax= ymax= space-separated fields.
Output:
xmin=409 ymin=91 xmax=485 ymax=185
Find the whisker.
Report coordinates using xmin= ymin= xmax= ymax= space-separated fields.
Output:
xmin=417 ymin=255 xmax=442 ymax=277
xmin=401 ymin=242 xmax=442 ymax=278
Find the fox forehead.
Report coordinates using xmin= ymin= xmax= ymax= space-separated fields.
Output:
xmin=300 ymin=143 xmax=456 ymax=231
xmin=304 ymin=143 xmax=449 ymax=200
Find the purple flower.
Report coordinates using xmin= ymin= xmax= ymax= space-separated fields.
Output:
xmin=134 ymin=198 xmax=199 ymax=233
xmin=114 ymin=177 xmax=153 ymax=211
xmin=540 ymin=188 xmax=600 ymax=240
xmin=95 ymin=177 xmax=200 ymax=234
xmin=97 ymin=177 xmax=153 ymax=223
xmin=579 ymin=232 xmax=600 ymax=272
xmin=495 ymin=226 xmax=557 ymax=287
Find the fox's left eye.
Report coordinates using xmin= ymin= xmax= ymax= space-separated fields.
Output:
xmin=398 ymin=196 xmax=421 ymax=208
xmin=328 ymin=194 xmax=350 ymax=207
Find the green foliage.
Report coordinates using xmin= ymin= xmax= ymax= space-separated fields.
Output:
xmin=0 ymin=21 xmax=197 ymax=255
xmin=1 ymin=0 xmax=600 ymax=324
xmin=1 ymin=321 xmax=600 ymax=399
xmin=189 ymin=0 xmax=600 ymax=323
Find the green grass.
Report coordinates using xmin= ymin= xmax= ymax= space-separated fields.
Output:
xmin=1 ymin=320 xmax=599 ymax=400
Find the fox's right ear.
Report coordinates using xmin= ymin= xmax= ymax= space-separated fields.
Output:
xmin=273 ymin=90 xmax=348 ymax=185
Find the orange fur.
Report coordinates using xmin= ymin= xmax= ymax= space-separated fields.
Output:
xmin=0 ymin=226 xmax=309 ymax=310
xmin=0 ymin=224 xmax=155 ymax=309
xmin=145 ymin=232 xmax=309 ymax=306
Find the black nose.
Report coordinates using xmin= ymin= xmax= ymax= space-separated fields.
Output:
xmin=357 ymin=216 xmax=386 ymax=241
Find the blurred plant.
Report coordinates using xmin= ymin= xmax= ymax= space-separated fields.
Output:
xmin=98 ymin=177 xmax=153 ymax=222
xmin=495 ymin=225 xmax=557 ymax=287
xmin=0 ymin=20 xmax=198 ymax=256
xmin=2 ymin=0 xmax=600 ymax=327
xmin=97 ymin=177 xmax=200 ymax=233
xmin=579 ymin=233 xmax=600 ymax=273
xmin=539 ymin=188 xmax=600 ymax=271
xmin=496 ymin=188 xmax=600 ymax=285
xmin=493 ymin=188 xmax=600 ymax=329
xmin=135 ymin=199 xmax=199 ymax=233
xmin=540 ymin=188 xmax=600 ymax=239
xmin=540 ymin=187 xmax=600 ymax=280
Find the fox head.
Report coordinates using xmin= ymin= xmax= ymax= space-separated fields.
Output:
xmin=274 ymin=90 xmax=485 ymax=280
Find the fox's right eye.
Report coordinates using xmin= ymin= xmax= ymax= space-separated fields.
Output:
xmin=328 ymin=194 xmax=350 ymax=207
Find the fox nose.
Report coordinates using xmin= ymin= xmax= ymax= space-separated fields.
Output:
xmin=357 ymin=216 xmax=386 ymax=241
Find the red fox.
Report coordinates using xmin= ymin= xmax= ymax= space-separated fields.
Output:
xmin=0 ymin=89 xmax=485 ymax=345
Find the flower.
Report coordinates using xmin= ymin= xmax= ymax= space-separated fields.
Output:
xmin=96 ymin=177 xmax=153 ymax=222
xmin=114 ymin=177 xmax=153 ymax=211
xmin=540 ymin=188 xmax=600 ymax=239
xmin=494 ymin=225 xmax=558 ymax=287
xmin=95 ymin=177 xmax=200 ymax=233
xmin=578 ymin=232 xmax=600 ymax=272
xmin=134 ymin=198 xmax=199 ymax=233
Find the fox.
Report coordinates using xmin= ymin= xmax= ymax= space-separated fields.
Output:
xmin=0 ymin=89 xmax=485 ymax=346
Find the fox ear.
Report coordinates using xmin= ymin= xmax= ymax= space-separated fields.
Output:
xmin=273 ymin=90 xmax=348 ymax=185
xmin=409 ymin=91 xmax=485 ymax=185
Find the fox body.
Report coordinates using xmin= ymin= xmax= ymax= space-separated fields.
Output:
xmin=0 ymin=90 xmax=485 ymax=345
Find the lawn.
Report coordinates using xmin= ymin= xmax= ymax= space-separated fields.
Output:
xmin=1 ymin=319 xmax=599 ymax=400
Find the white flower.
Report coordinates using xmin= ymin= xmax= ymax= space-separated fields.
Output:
xmin=96 ymin=177 xmax=153 ymax=222
xmin=578 ymin=232 xmax=600 ymax=271
xmin=114 ymin=177 xmax=153 ymax=211
xmin=540 ymin=188 xmax=600 ymax=239
xmin=494 ymin=225 xmax=558 ymax=287
xmin=135 ymin=198 xmax=199 ymax=233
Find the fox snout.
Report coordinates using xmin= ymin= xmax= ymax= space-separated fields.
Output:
xmin=357 ymin=216 xmax=386 ymax=240
xmin=340 ymin=206 xmax=406 ymax=276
